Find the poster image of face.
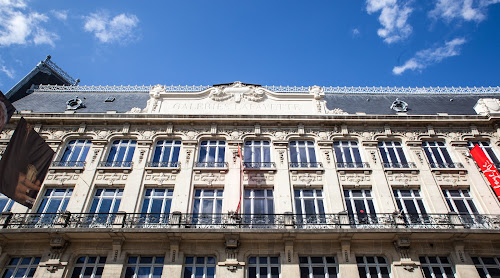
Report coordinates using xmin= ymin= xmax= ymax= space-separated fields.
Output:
xmin=0 ymin=117 xmax=54 ymax=208
xmin=0 ymin=91 xmax=16 ymax=132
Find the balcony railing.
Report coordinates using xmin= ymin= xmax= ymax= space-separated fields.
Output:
xmin=146 ymin=161 xmax=180 ymax=168
xmin=98 ymin=161 xmax=133 ymax=168
xmin=289 ymin=162 xmax=323 ymax=168
xmin=429 ymin=162 xmax=464 ymax=169
xmin=243 ymin=162 xmax=276 ymax=169
xmin=336 ymin=162 xmax=370 ymax=168
xmin=51 ymin=161 xmax=86 ymax=167
xmin=383 ymin=162 xmax=417 ymax=169
xmin=1 ymin=212 xmax=498 ymax=230
xmin=194 ymin=162 xmax=228 ymax=168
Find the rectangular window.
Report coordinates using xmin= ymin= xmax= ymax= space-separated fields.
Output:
xmin=299 ymin=256 xmax=338 ymax=278
xmin=58 ymin=139 xmax=91 ymax=167
xmin=419 ymin=256 xmax=455 ymax=278
xmin=1 ymin=257 xmax=40 ymax=278
xmin=89 ymin=188 xmax=123 ymax=226
xmin=192 ymin=189 xmax=223 ymax=225
xmin=356 ymin=256 xmax=390 ymax=278
xmin=290 ymin=141 xmax=319 ymax=168
xmin=244 ymin=189 xmax=274 ymax=227
xmin=334 ymin=141 xmax=364 ymax=168
xmin=393 ymin=189 xmax=428 ymax=225
xmin=294 ymin=189 xmax=325 ymax=224
xmin=124 ymin=256 xmax=164 ymax=278
xmin=183 ymin=256 xmax=216 ymax=278
xmin=442 ymin=189 xmax=479 ymax=226
xmin=140 ymin=188 xmax=173 ymax=224
xmin=244 ymin=140 xmax=272 ymax=168
xmin=33 ymin=188 xmax=73 ymax=227
xmin=378 ymin=141 xmax=410 ymax=168
xmin=0 ymin=193 xmax=14 ymax=212
xmin=197 ymin=140 xmax=226 ymax=167
xmin=150 ymin=140 xmax=181 ymax=167
xmin=472 ymin=256 xmax=500 ymax=278
xmin=70 ymin=256 xmax=106 ymax=278
xmin=248 ymin=256 xmax=280 ymax=278
xmin=422 ymin=141 xmax=456 ymax=168
xmin=344 ymin=190 xmax=377 ymax=225
xmin=468 ymin=141 xmax=500 ymax=166
xmin=105 ymin=139 xmax=136 ymax=167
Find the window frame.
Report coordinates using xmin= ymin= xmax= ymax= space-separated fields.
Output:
xmin=421 ymin=141 xmax=456 ymax=168
xmin=244 ymin=140 xmax=273 ymax=168
xmin=140 ymin=188 xmax=174 ymax=225
xmin=196 ymin=140 xmax=226 ymax=167
xmin=183 ymin=256 xmax=216 ymax=278
xmin=1 ymin=256 xmax=41 ymax=278
xmin=124 ymin=255 xmax=164 ymax=278
xmin=0 ymin=193 xmax=14 ymax=212
xmin=247 ymin=256 xmax=281 ymax=278
xmin=468 ymin=141 xmax=500 ymax=166
xmin=472 ymin=256 xmax=500 ymax=278
xmin=344 ymin=189 xmax=378 ymax=225
xmin=333 ymin=140 xmax=365 ymax=168
xmin=70 ymin=255 xmax=107 ymax=278
xmin=393 ymin=189 xmax=429 ymax=225
xmin=289 ymin=140 xmax=320 ymax=168
xmin=149 ymin=139 xmax=181 ymax=167
xmin=378 ymin=141 xmax=410 ymax=168
xmin=356 ymin=256 xmax=390 ymax=278
xmin=59 ymin=139 xmax=92 ymax=166
xmin=299 ymin=256 xmax=338 ymax=278
xmin=419 ymin=256 xmax=455 ymax=278
xmin=104 ymin=139 xmax=137 ymax=167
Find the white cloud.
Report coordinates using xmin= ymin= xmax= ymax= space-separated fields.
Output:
xmin=51 ymin=10 xmax=67 ymax=21
xmin=0 ymin=0 xmax=58 ymax=47
xmin=0 ymin=65 xmax=15 ymax=78
xmin=366 ymin=0 xmax=413 ymax=44
xmin=393 ymin=38 xmax=466 ymax=75
xmin=84 ymin=11 xmax=139 ymax=44
xmin=430 ymin=0 xmax=500 ymax=22
xmin=352 ymin=28 xmax=360 ymax=37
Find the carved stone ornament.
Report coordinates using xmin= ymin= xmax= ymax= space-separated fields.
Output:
xmin=244 ymin=173 xmax=274 ymax=185
xmin=474 ymin=98 xmax=500 ymax=115
xmin=209 ymin=81 xmax=266 ymax=103
xmin=144 ymin=173 xmax=177 ymax=185
xmin=45 ymin=173 xmax=80 ymax=185
xmin=193 ymin=173 xmax=225 ymax=186
xmin=95 ymin=173 xmax=129 ymax=185
xmin=386 ymin=173 xmax=419 ymax=187
xmin=339 ymin=173 xmax=371 ymax=188
xmin=434 ymin=173 xmax=468 ymax=188
xmin=291 ymin=173 xmax=323 ymax=187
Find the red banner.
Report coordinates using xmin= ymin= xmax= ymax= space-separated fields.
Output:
xmin=470 ymin=145 xmax=500 ymax=200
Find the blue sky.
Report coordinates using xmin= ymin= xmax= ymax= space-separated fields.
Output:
xmin=0 ymin=0 xmax=499 ymax=91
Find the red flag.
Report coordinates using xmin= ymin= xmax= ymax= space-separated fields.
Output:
xmin=470 ymin=145 xmax=500 ymax=200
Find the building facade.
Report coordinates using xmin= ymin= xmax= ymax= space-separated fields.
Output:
xmin=1 ymin=68 xmax=500 ymax=278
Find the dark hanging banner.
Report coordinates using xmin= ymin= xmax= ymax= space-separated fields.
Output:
xmin=0 ymin=90 xmax=16 ymax=132
xmin=0 ymin=117 xmax=55 ymax=208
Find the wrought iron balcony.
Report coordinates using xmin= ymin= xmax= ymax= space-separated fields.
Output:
xmin=51 ymin=161 xmax=86 ymax=168
xmin=98 ymin=161 xmax=133 ymax=168
xmin=146 ymin=161 xmax=180 ymax=168
xmin=194 ymin=162 xmax=228 ymax=168
xmin=1 ymin=212 xmax=498 ymax=230
xmin=243 ymin=162 xmax=276 ymax=169
xmin=429 ymin=162 xmax=464 ymax=169
xmin=336 ymin=162 xmax=370 ymax=168
xmin=383 ymin=162 xmax=417 ymax=169
xmin=289 ymin=162 xmax=323 ymax=168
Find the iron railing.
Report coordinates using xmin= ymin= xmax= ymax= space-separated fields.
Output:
xmin=289 ymin=162 xmax=323 ymax=168
xmin=194 ymin=162 xmax=228 ymax=168
xmin=429 ymin=162 xmax=464 ymax=169
xmin=1 ymin=212 xmax=498 ymax=230
xmin=383 ymin=162 xmax=417 ymax=169
xmin=243 ymin=162 xmax=276 ymax=169
xmin=51 ymin=161 xmax=86 ymax=167
xmin=146 ymin=161 xmax=180 ymax=168
xmin=336 ymin=162 xmax=370 ymax=168
xmin=98 ymin=161 xmax=133 ymax=168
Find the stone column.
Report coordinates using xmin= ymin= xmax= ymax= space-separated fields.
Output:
xmin=65 ymin=139 xmax=106 ymax=213
xmin=338 ymin=239 xmax=360 ymax=278
xmin=318 ymin=141 xmax=345 ymax=213
xmin=273 ymin=141 xmax=293 ymax=214
xmin=362 ymin=141 xmax=398 ymax=214
xmin=101 ymin=239 xmax=126 ymax=277
xmin=281 ymin=239 xmax=300 ymax=278
xmin=224 ymin=141 xmax=243 ymax=213
xmin=170 ymin=140 xmax=197 ymax=213
xmin=119 ymin=139 xmax=152 ymax=213
xmin=406 ymin=141 xmax=449 ymax=213
xmin=450 ymin=241 xmax=480 ymax=278
xmin=163 ymin=239 xmax=183 ymax=278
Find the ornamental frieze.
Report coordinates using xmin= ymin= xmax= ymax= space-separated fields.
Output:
xmin=144 ymin=173 xmax=177 ymax=185
xmin=386 ymin=173 xmax=420 ymax=188
xmin=193 ymin=173 xmax=225 ymax=186
xmin=45 ymin=173 xmax=80 ymax=185
xmin=95 ymin=173 xmax=129 ymax=185
xmin=338 ymin=173 xmax=371 ymax=188
xmin=291 ymin=173 xmax=323 ymax=187
xmin=434 ymin=173 xmax=468 ymax=188
xmin=244 ymin=173 xmax=274 ymax=186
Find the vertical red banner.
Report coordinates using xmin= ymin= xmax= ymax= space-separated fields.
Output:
xmin=470 ymin=145 xmax=500 ymax=200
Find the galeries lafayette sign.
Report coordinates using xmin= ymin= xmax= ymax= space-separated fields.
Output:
xmin=470 ymin=145 xmax=500 ymax=200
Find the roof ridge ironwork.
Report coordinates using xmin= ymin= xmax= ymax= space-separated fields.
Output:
xmin=34 ymin=84 xmax=500 ymax=95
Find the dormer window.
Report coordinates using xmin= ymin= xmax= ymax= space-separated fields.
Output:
xmin=66 ymin=97 xmax=85 ymax=110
